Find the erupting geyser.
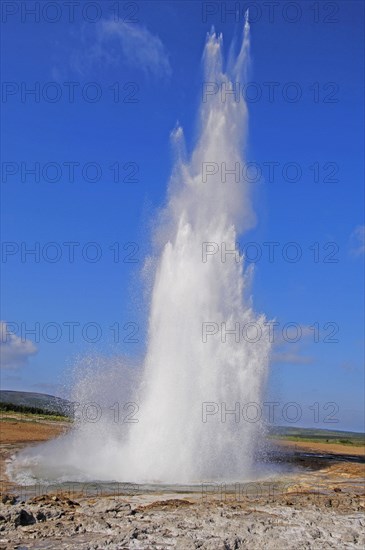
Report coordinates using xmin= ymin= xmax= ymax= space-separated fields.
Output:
xmin=9 ymin=16 xmax=271 ymax=484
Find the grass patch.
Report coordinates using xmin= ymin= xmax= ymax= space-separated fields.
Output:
xmin=269 ymin=435 xmax=363 ymax=446
xmin=0 ymin=403 xmax=70 ymax=422
xmin=268 ymin=426 xmax=365 ymax=446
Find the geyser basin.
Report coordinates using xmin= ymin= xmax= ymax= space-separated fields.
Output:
xmin=8 ymin=17 xmax=272 ymax=485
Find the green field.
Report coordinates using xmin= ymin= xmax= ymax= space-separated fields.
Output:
xmin=1 ymin=391 xmax=364 ymax=445
xmin=268 ymin=426 xmax=365 ymax=446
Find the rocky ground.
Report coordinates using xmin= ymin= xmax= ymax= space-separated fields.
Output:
xmin=0 ymin=413 xmax=364 ymax=549
xmin=0 ymin=490 xmax=364 ymax=549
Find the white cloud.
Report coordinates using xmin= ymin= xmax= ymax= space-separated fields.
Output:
xmin=339 ymin=361 xmax=357 ymax=373
xmin=270 ymin=323 xmax=314 ymax=347
xmin=0 ymin=321 xmax=38 ymax=370
xmin=100 ymin=20 xmax=171 ymax=77
xmin=69 ymin=20 xmax=171 ymax=79
xmin=272 ymin=350 xmax=313 ymax=365
xmin=271 ymin=324 xmax=314 ymax=365
xmin=350 ymin=225 xmax=365 ymax=256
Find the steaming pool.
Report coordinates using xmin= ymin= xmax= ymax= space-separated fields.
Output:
xmin=8 ymin=447 xmax=364 ymax=502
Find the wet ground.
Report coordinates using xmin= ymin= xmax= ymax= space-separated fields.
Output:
xmin=0 ymin=414 xmax=364 ymax=549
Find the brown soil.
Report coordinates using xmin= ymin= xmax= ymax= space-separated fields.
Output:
xmin=277 ymin=438 xmax=365 ymax=456
xmin=0 ymin=418 xmax=67 ymax=444
xmin=0 ymin=415 xmax=69 ymax=494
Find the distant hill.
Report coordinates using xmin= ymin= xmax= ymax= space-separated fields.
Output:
xmin=269 ymin=425 xmax=365 ymax=445
xmin=1 ymin=391 xmax=364 ymax=444
xmin=0 ymin=390 xmax=71 ymax=416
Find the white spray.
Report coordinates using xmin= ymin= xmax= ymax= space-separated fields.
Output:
xmin=9 ymin=17 xmax=271 ymax=484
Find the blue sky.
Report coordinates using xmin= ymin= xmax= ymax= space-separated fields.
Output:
xmin=1 ymin=1 xmax=364 ymax=432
